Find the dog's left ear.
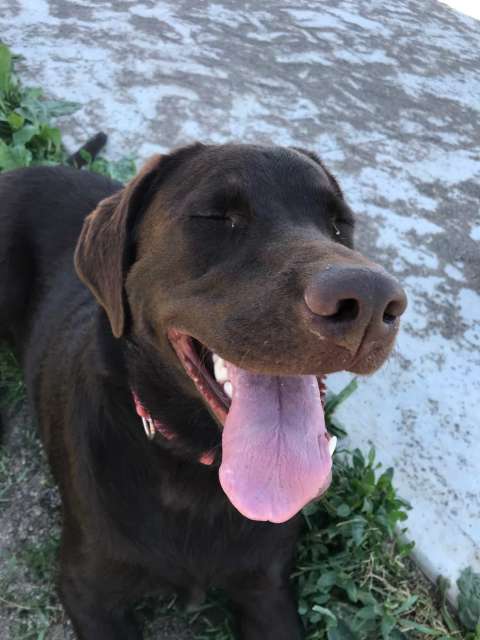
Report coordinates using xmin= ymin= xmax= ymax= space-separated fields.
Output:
xmin=74 ymin=155 xmax=163 ymax=338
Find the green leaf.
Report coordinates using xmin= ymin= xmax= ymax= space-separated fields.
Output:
xmin=42 ymin=99 xmax=81 ymax=117
xmin=13 ymin=123 xmax=39 ymax=145
xmin=336 ymin=503 xmax=351 ymax=518
xmin=0 ymin=139 xmax=32 ymax=169
xmin=17 ymin=87 xmax=46 ymax=125
xmin=381 ymin=613 xmax=396 ymax=639
xmin=36 ymin=124 xmax=61 ymax=147
xmin=7 ymin=111 xmax=24 ymax=130
xmin=317 ymin=571 xmax=339 ymax=590
xmin=90 ymin=155 xmax=137 ymax=182
xmin=395 ymin=595 xmax=418 ymax=615
xmin=327 ymin=415 xmax=349 ymax=439
xmin=458 ymin=567 xmax=480 ymax=631
xmin=351 ymin=518 xmax=366 ymax=546
xmin=324 ymin=378 xmax=358 ymax=418
xmin=0 ymin=43 xmax=12 ymax=93
xmin=327 ymin=620 xmax=357 ymax=640
xmin=357 ymin=591 xmax=378 ymax=607
xmin=355 ymin=604 xmax=379 ymax=621
xmin=362 ymin=497 xmax=373 ymax=514
xmin=436 ymin=576 xmax=459 ymax=633
xmin=345 ymin=581 xmax=359 ymax=603
xmin=312 ymin=605 xmax=337 ymax=625
xmin=352 ymin=449 xmax=365 ymax=470
xmin=400 ymin=621 xmax=444 ymax=635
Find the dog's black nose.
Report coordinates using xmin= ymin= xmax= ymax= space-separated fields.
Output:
xmin=304 ymin=265 xmax=407 ymax=348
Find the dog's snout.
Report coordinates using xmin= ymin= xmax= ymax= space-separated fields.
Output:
xmin=304 ymin=265 xmax=407 ymax=348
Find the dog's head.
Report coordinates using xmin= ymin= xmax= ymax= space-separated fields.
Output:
xmin=75 ymin=143 xmax=407 ymax=523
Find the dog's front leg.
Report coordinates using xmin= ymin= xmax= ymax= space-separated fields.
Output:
xmin=227 ymin=581 xmax=304 ymax=640
xmin=59 ymin=556 xmax=144 ymax=640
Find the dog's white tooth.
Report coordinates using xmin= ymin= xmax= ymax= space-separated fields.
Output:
xmin=212 ymin=353 xmax=220 ymax=364
xmin=213 ymin=358 xmax=228 ymax=384
xmin=224 ymin=382 xmax=233 ymax=399
xmin=328 ymin=436 xmax=337 ymax=457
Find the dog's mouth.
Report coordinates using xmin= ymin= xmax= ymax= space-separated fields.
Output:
xmin=169 ymin=330 xmax=230 ymax=424
xmin=169 ymin=329 xmax=335 ymax=524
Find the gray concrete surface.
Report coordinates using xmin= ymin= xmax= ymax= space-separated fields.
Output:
xmin=1 ymin=0 xmax=479 ymax=600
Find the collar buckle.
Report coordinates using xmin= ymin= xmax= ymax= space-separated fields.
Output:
xmin=141 ymin=415 xmax=156 ymax=440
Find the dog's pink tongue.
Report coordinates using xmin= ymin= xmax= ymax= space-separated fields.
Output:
xmin=219 ymin=366 xmax=332 ymax=523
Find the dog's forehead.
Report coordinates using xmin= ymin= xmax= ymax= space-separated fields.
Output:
xmin=197 ymin=144 xmax=332 ymax=187
xmin=153 ymin=145 xmax=335 ymax=215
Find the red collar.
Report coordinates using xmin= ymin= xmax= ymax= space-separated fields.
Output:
xmin=132 ymin=391 xmax=215 ymax=466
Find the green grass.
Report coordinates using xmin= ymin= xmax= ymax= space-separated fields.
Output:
xmin=0 ymin=42 xmax=135 ymax=179
xmin=6 ymin=537 xmax=62 ymax=640
xmin=0 ymin=536 xmax=63 ymax=640
xmin=0 ymin=41 xmax=479 ymax=640
xmin=0 ymin=418 xmax=63 ymax=640
xmin=0 ymin=344 xmax=24 ymax=408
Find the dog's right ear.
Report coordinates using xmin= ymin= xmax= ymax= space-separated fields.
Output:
xmin=74 ymin=155 xmax=163 ymax=338
xmin=290 ymin=147 xmax=344 ymax=199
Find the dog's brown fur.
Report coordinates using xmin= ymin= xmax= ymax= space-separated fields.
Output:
xmin=0 ymin=143 xmax=405 ymax=639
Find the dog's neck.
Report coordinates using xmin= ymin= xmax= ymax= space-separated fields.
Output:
xmin=93 ymin=310 xmax=222 ymax=465
xmin=131 ymin=390 xmax=215 ymax=465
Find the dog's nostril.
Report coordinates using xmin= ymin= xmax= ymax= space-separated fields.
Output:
xmin=383 ymin=311 xmax=396 ymax=325
xmin=330 ymin=298 xmax=359 ymax=323
xmin=382 ymin=296 xmax=407 ymax=324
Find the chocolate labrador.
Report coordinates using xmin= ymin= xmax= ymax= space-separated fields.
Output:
xmin=0 ymin=143 xmax=407 ymax=639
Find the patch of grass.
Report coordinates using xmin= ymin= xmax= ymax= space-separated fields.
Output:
xmin=0 ymin=533 xmax=63 ymax=640
xmin=295 ymin=448 xmax=459 ymax=639
xmin=19 ymin=535 xmax=60 ymax=585
xmin=0 ymin=40 xmax=479 ymax=640
xmin=0 ymin=43 xmax=78 ymax=169
xmin=0 ymin=415 xmax=64 ymax=639
xmin=457 ymin=570 xmax=480 ymax=635
xmin=0 ymin=41 xmax=136 ymax=180
xmin=79 ymin=151 xmax=137 ymax=184
xmin=0 ymin=343 xmax=25 ymax=408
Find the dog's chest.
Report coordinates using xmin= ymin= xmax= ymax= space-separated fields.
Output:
xmin=111 ymin=489 xmax=297 ymax=592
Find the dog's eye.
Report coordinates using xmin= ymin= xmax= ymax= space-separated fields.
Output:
xmin=331 ymin=218 xmax=354 ymax=248
xmin=331 ymin=217 xmax=354 ymax=237
xmin=190 ymin=212 xmax=244 ymax=229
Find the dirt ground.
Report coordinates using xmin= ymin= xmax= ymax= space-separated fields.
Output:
xmin=0 ymin=403 xmax=194 ymax=640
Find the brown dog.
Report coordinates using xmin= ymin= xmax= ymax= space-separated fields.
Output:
xmin=0 ymin=143 xmax=406 ymax=639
